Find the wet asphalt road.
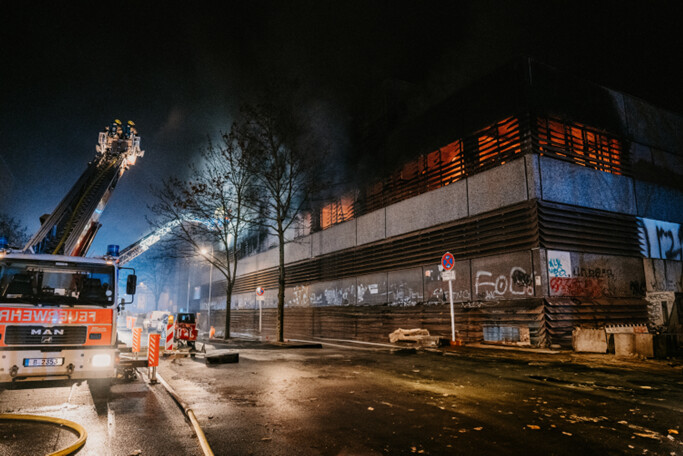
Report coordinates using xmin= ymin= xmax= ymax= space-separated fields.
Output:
xmin=161 ymin=339 xmax=683 ymax=456
xmin=0 ymin=368 xmax=201 ymax=455
xmin=1 ymin=334 xmax=682 ymax=456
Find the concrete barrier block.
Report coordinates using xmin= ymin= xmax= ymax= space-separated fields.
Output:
xmin=205 ymin=350 xmax=239 ymax=364
xmin=634 ymin=334 xmax=654 ymax=358
xmin=614 ymin=333 xmax=636 ymax=356
xmin=572 ymin=328 xmax=607 ymax=353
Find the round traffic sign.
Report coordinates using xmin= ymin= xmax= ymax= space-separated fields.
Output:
xmin=256 ymin=287 xmax=265 ymax=296
xmin=441 ymin=252 xmax=455 ymax=271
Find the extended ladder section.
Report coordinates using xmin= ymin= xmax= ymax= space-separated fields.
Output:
xmin=24 ymin=122 xmax=144 ymax=256
xmin=118 ymin=220 xmax=181 ymax=265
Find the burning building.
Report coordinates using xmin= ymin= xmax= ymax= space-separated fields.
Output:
xmin=203 ymin=58 xmax=683 ymax=350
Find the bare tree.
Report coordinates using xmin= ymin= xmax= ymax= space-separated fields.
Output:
xmin=0 ymin=213 xmax=28 ymax=247
xmin=148 ymin=136 xmax=255 ymax=339
xmin=232 ymin=102 xmax=325 ymax=342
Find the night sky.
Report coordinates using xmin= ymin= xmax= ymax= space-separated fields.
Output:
xmin=2 ymin=1 xmax=682 ymax=256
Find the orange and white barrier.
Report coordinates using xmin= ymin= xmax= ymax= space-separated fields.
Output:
xmin=126 ymin=316 xmax=135 ymax=329
xmin=148 ymin=333 xmax=160 ymax=367
xmin=148 ymin=333 xmax=160 ymax=384
xmin=132 ymin=327 xmax=142 ymax=353
xmin=165 ymin=322 xmax=174 ymax=351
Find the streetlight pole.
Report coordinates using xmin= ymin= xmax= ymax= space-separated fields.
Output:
xmin=200 ymin=245 xmax=214 ymax=333
xmin=186 ymin=258 xmax=191 ymax=311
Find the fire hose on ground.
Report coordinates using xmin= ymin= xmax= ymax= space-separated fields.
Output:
xmin=155 ymin=372 xmax=215 ymax=456
xmin=0 ymin=413 xmax=87 ymax=456
xmin=135 ymin=330 xmax=213 ymax=455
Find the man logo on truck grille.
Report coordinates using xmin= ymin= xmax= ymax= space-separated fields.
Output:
xmin=31 ymin=329 xmax=65 ymax=336
xmin=5 ymin=325 xmax=87 ymax=345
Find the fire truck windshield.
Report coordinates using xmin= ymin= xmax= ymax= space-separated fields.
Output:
xmin=0 ymin=259 xmax=115 ymax=307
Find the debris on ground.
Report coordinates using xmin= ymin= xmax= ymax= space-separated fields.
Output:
xmin=389 ymin=328 xmax=445 ymax=347
xmin=205 ymin=350 xmax=239 ymax=364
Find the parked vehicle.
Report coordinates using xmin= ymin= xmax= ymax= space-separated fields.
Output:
xmin=143 ymin=311 xmax=171 ymax=332
xmin=0 ymin=120 xmax=142 ymax=388
xmin=174 ymin=312 xmax=198 ymax=350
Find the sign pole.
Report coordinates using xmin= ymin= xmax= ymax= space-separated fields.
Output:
xmin=256 ymin=287 xmax=265 ymax=333
xmin=448 ymin=278 xmax=455 ymax=342
xmin=441 ymin=252 xmax=457 ymax=342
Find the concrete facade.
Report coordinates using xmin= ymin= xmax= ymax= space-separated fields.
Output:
xmin=311 ymin=218 xmax=357 ymax=257
xmin=190 ymin=60 xmax=683 ymax=350
xmin=539 ymin=157 xmax=637 ymax=214
xmin=386 ymin=178 xmax=468 ymax=238
xmin=356 ymin=209 xmax=385 ymax=246
xmin=468 ymin=159 xmax=528 ymax=216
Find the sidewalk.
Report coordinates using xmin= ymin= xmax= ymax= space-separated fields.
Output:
xmin=199 ymin=335 xmax=683 ymax=375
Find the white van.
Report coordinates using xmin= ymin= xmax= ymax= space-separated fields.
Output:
xmin=143 ymin=311 xmax=172 ymax=332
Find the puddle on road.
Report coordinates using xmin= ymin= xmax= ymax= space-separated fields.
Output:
xmin=528 ymin=375 xmax=635 ymax=393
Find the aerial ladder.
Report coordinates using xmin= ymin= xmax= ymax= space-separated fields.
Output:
xmin=0 ymin=120 xmax=145 ymax=385
xmin=117 ymin=220 xmax=180 ymax=265
xmin=24 ymin=120 xmax=144 ymax=257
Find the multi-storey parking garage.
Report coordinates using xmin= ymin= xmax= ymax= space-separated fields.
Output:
xmin=190 ymin=59 xmax=682 ymax=349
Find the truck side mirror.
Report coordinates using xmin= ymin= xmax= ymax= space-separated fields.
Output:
xmin=126 ymin=275 xmax=137 ymax=295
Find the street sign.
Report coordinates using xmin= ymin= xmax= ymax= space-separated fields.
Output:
xmin=256 ymin=287 xmax=265 ymax=302
xmin=441 ymin=252 xmax=455 ymax=271
xmin=441 ymin=270 xmax=455 ymax=281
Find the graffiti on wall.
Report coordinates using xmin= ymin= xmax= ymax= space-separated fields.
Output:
xmin=322 ymin=286 xmax=354 ymax=306
xmin=287 ymin=285 xmax=312 ymax=307
xmin=356 ymin=273 xmax=387 ymax=306
xmin=547 ymin=251 xmax=648 ymax=298
xmin=638 ymin=217 xmax=683 ymax=261
xmin=572 ymin=267 xmax=614 ymax=279
xmin=424 ymin=263 xmax=471 ymax=304
xmin=548 ymin=250 xmax=571 ymax=278
xmin=387 ymin=268 xmax=423 ymax=307
xmin=549 ymin=277 xmax=608 ymax=298
xmin=474 ymin=266 xmax=534 ymax=300
xmin=645 ymin=291 xmax=676 ymax=328
xmin=429 ymin=288 xmax=472 ymax=303
xmin=285 ymin=282 xmax=357 ymax=307
xmin=472 ymin=252 xmax=535 ymax=301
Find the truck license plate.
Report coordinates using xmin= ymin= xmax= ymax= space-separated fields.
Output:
xmin=23 ymin=358 xmax=64 ymax=367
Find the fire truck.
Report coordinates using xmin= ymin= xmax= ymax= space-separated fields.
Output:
xmin=0 ymin=119 xmax=143 ymax=385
